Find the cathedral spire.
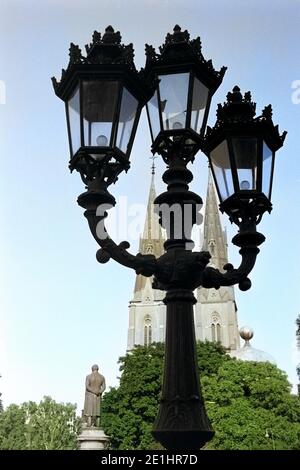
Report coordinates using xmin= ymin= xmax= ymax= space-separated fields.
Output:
xmin=202 ymin=170 xmax=228 ymax=270
xmin=134 ymin=169 xmax=165 ymax=295
xmin=141 ymin=164 xmax=163 ymax=252
xmin=195 ymin=169 xmax=239 ymax=351
xmin=128 ymin=167 xmax=166 ymax=350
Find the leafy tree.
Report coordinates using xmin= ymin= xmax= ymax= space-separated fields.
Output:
xmin=102 ymin=341 xmax=228 ymax=449
xmin=0 ymin=396 xmax=81 ymax=450
xmin=202 ymin=361 xmax=300 ymax=449
xmin=102 ymin=343 xmax=164 ymax=450
xmin=102 ymin=341 xmax=300 ymax=450
xmin=0 ymin=404 xmax=27 ymax=450
xmin=205 ymin=398 xmax=300 ymax=450
xmin=197 ymin=340 xmax=230 ymax=375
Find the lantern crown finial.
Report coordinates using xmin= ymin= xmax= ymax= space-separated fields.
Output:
xmin=205 ymin=85 xmax=287 ymax=150
xmin=226 ymin=85 xmax=243 ymax=103
xmin=144 ymin=26 xmax=226 ymax=86
xmin=162 ymin=25 xmax=190 ymax=47
xmin=215 ymin=86 xmax=256 ymax=124
xmin=52 ymin=27 xmax=138 ymax=98
xmin=101 ymin=25 xmax=122 ymax=45
xmin=84 ymin=26 xmax=128 ymax=62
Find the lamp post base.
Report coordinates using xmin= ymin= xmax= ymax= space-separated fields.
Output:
xmin=152 ymin=430 xmax=214 ymax=451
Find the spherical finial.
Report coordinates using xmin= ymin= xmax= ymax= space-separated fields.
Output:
xmin=239 ymin=326 xmax=254 ymax=342
xmin=233 ymin=328 xmax=276 ymax=364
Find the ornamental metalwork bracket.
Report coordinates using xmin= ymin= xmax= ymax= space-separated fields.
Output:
xmin=79 ymin=188 xmax=265 ymax=293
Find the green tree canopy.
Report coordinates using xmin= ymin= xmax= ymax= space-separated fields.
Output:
xmin=102 ymin=343 xmax=165 ymax=450
xmin=0 ymin=403 xmax=27 ymax=450
xmin=0 ymin=396 xmax=81 ymax=450
xmin=202 ymin=360 xmax=300 ymax=449
xmin=102 ymin=341 xmax=300 ymax=450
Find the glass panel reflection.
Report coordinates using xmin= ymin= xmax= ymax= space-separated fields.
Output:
xmin=146 ymin=90 xmax=161 ymax=140
xmin=210 ymin=140 xmax=234 ymax=201
xmin=191 ymin=78 xmax=209 ymax=133
xmin=82 ymin=80 xmax=119 ymax=147
xmin=158 ymin=73 xmax=189 ymax=130
xmin=232 ymin=138 xmax=257 ymax=190
xmin=262 ymin=142 xmax=273 ymax=198
xmin=68 ymin=86 xmax=80 ymax=155
xmin=117 ymin=87 xmax=138 ymax=153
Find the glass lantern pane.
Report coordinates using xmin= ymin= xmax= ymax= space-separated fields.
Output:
xmin=68 ymin=86 xmax=80 ymax=155
xmin=146 ymin=90 xmax=161 ymax=141
xmin=262 ymin=142 xmax=273 ymax=198
xmin=82 ymin=80 xmax=119 ymax=147
xmin=116 ymin=87 xmax=138 ymax=153
xmin=232 ymin=138 xmax=257 ymax=190
xmin=190 ymin=78 xmax=209 ymax=134
xmin=158 ymin=73 xmax=189 ymax=131
xmin=210 ymin=140 xmax=234 ymax=201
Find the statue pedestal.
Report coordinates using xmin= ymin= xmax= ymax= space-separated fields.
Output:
xmin=77 ymin=427 xmax=110 ymax=450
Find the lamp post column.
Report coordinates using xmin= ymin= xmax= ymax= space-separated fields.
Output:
xmin=152 ymin=156 xmax=214 ymax=449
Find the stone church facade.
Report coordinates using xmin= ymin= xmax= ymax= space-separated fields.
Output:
xmin=127 ymin=171 xmax=240 ymax=352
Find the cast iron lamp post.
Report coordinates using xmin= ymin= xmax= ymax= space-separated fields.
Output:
xmin=52 ymin=25 xmax=286 ymax=450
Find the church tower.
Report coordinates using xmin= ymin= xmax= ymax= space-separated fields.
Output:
xmin=127 ymin=169 xmax=240 ymax=351
xmin=194 ymin=172 xmax=240 ymax=351
xmin=127 ymin=168 xmax=166 ymax=350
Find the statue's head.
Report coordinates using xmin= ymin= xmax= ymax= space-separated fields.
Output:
xmin=91 ymin=364 xmax=99 ymax=371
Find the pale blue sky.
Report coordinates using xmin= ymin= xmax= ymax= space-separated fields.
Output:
xmin=0 ymin=0 xmax=299 ymax=411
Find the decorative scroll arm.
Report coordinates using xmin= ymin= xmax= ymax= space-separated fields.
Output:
xmin=83 ymin=208 xmax=158 ymax=277
xmin=202 ymin=246 xmax=259 ymax=291
xmin=78 ymin=185 xmax=266 ymax=293
xmin=202 ymin=229 xmax=266 ymax=291
xmin=82 ymin=206 xmax=266 ymax=293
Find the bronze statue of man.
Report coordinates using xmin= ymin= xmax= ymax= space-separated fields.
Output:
xmin=83 ymin=364 xmax=106 ymax=427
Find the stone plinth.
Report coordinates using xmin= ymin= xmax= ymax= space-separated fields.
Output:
xmin=77 ymin=428 xmax=110 ymax=450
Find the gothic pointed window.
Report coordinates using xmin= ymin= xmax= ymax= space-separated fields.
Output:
xmin=209 ymin=239 xmax=216 ymax=255
xmin=144 ymin=315 xmax=152 ymax=346
xmin=211 ymin=313 xmax=221 ymax=342
xmin=211 ymin=323 xmax=216 ymax=342
xmin=211 ymin=323 xmax=221 ymax=342
xmin=216 ymin=323 xmax=221 ymax=342
xmin=146 ymin=243 xmax=153 ymax=254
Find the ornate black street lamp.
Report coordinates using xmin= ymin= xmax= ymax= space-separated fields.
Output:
xmin=52 ymin=26 xmax=150 ymax=205
xmin=203 ymin=86 xmax=286 ymax=228
xmin=52 ymin=25 xmax=286 ymax=450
